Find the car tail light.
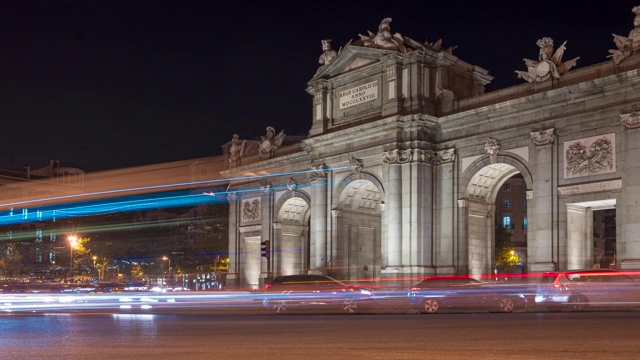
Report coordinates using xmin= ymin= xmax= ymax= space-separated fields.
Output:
xmin=264 ymin=284 xmax=272 ymax=290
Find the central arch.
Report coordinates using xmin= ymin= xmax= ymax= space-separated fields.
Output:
xmin=459 ymin=156 xmax=532 ymax=277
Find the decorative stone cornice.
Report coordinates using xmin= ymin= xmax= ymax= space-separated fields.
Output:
xmin=300 ymin=141 xmax=318 ymax=156
xmin=383 ymin=148 xmax=453 ymax=165
xmin=530 ymin=128 xmax=556 ymax=145
xmin=620 ymin=111 xmax=640 ymax=129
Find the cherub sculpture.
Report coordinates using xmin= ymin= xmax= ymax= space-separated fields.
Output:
xmin=258 ymin=126 xmax=286 ymax=157
xmin=515 ymin=37 xmax=580 ymax=83
xmin=608 ymin=6 xmax=640 ymax=65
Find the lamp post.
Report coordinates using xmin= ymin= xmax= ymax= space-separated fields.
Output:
xmin=68 ymin=235 xmax=78 ymax=282
xmin=92 ymin=256 xmax=97 ymax=282
xmin=163 ymin=256 xmax=171 ymax=286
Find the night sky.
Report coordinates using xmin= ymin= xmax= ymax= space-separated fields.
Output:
xmin=1 ymin=0 xmax=636 ymax=172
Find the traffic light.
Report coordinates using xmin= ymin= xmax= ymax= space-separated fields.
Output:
xmin=261 ymin=240 xmax=270 ymax=258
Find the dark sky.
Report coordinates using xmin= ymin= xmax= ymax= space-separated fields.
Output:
xmin=0 ymin=0 xmax=636 ymax=172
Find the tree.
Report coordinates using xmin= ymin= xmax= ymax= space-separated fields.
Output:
xmin=0 ymin=245 xmax=22 ymax=277
xmin=494 ymin=222 xmax=519 ymax=273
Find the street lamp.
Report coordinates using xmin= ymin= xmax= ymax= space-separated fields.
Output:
xmin=163 ymin=256 xmax=171 ymax=286
xmin=68 ymin=235 xmax=78 ymax=282
xmin=92 ymin=256 xmax=97 ymax=281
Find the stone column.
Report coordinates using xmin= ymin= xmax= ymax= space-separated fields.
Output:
xmin=404 ymin=149 xmax=434 ymax=276
xmin=260 ymin=185 xmax=273 ymax=281
xmin=310 ymin=165 xmax=329 ymax=273
xmin=330 ymin=209 xmax=341 ymax=269
xmin=434 ymin=149 xmax=456 ymax=274
xmin=619 ymin=112 xmax=640 ymax=269
xmin=529 ymin=128 xmax=557 ymax=272
xmin=382 ymin=149 xmax=406 ymax=269
xmin=226 ymin=192 xmax=239 ymax=287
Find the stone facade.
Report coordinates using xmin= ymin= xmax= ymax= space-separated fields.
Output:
xmin=222 ymin=14 xmax=640 ymax=289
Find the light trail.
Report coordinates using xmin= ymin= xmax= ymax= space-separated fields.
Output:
xmin=0 ymin=169 xmax=344 ymax=226
xmin=0 ymin=166 xmax=347 ymax=209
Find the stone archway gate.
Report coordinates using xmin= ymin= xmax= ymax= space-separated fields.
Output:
xmin=221 ymin=16 xmax=640 ymax=289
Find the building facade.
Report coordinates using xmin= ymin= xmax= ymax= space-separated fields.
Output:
xmin=222 ymin=13 xmax=640 ymax=289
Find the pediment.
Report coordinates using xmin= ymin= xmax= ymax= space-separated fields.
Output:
xmin=311 ymin=45 xmax=397 ymax=79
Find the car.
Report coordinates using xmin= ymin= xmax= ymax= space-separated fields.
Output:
xmin=262 ymin=274 xmax=376 ymax=314
xmin=407 ymin=275 xmax=528 ymax=314
xmin=534 ymin=269 xmax=640 ymax=311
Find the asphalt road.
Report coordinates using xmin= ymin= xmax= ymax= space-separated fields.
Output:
xmin=1 ymin=311 xmax=639 ymax=359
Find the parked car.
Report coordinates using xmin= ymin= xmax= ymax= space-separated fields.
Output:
xmin=534 ymin=269 xmax=640 ymax=311
xmin=407 ymin=275 xmax=528 ymax=314
xmin=262 ymin=274 xmax=376 ymax=314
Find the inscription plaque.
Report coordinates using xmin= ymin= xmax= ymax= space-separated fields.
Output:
xmin=339 ymin=81 xmax=378 ymax=109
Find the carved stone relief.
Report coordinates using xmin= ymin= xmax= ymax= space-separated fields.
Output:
xmin=564 ymin=134 xmax=615 ymax=179
xmin=242 ymin=198 xmax=261 ymax=222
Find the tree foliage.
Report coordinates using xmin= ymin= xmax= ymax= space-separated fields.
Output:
xmin=494 ymin=222 xmax=519 ymax=273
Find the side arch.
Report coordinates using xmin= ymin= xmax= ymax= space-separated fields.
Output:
xmin=272 ymin=189 xmax=311 ymax=276
xmin=331 ymin=171 xmax=385 ymax=281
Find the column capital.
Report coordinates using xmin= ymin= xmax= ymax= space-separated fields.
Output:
xmin=310 ymin=164 xmax=328 ymax=180
xmin=260 ymin=184 xmax=272 ymax=196
xmin=530 ymin=128 xmax=556 ymax=146
xmin=382 ymin=149 xmax=412 ymax=164
xmin=435 ymin=148 xmax=456 ymax=164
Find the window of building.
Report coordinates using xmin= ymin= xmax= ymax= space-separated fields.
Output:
xmin=524 ymin=199 xmax=527 ymax=209
xmin=523 ymin=217 xmax=528 ymax=230
xmin=504 ymin=199 xmax=511 ymax=208
xmin=503 ymin=216 xmax=512 ymax=230
xmin=36 ymin=229 xmax=43 ymax=243
xmin=503 ymin=183 xmax=511 ymax=191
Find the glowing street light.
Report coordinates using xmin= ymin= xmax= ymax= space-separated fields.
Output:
xmin=93 ymin=256 xmax=97 ymax=281
xmin=68 ymin=235 xmax=78 ymax=281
